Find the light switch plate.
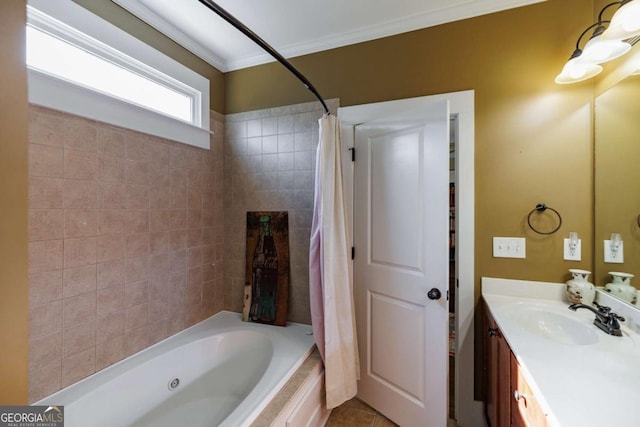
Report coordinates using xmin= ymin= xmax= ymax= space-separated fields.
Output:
xmin=493 ymin=237 xmax=526 ymax=259
xmin=563 ymin=238 xmax=581 ymax=261
xmin=604 ymin=240 xmax=624 ymax=263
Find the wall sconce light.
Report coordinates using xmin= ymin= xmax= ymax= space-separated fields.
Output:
xmin=602 ymin=0 xmax=640 ymax=41
xmin=604 ymin=232 xmax=624 ymax=263
xmin=556 ymin=1 xmax=637 ymax=84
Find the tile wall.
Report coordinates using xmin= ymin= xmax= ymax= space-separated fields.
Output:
xmin=223 ymin=99 xmax=339 ymax=324
xmin=27 ymin=106 xmax=224 ymax=402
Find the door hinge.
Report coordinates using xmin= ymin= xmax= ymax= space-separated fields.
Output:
xmin=348 ymin=147 xmax=355 ymax=162
xmin=351 ymin=247 xmax=355 ymax=259
xmin=447 ymin=290 xmax=450 ymax=301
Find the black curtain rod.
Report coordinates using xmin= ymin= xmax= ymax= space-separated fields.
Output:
xmin=197 ymin=0 xmax=330 ymax=115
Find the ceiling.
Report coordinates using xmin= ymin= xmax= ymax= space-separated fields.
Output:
xmin=112 ymin=0 xmax=545 ymax=72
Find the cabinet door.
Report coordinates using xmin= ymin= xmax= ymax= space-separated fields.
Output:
xmin=484 ymin=307 xmax=499 ymax=426
xmin=484 ymin=306 xmax=510 ymax=427
xmin=511 ymin=353 xmax=548 ymax=427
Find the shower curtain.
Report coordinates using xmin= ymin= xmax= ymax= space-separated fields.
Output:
xmin=309 ymin=114 xmax=359 ymax=409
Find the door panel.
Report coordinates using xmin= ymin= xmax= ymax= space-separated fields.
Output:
xmin=354 ymin=99 xmax=450 ymax=426
xmin=370 ymin=128 xmax=423 ymax=270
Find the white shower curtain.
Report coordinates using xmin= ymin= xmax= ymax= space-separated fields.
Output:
xmin=309 ymin=114 xmax=359 ymax=409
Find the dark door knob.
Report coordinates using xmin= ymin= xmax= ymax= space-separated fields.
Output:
xmin=427 ymin=288 xmax=441 ymax=300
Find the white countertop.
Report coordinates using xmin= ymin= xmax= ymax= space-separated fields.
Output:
xmin=482 ymin=277 xmax=640 ymax=427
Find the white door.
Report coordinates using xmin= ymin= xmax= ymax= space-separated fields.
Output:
xmin=354 ymin=99 xmax=450 ymax=426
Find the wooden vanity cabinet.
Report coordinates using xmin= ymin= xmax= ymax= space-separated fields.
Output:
xmin=510 ymin=355 xmax=548 ymax=427
xmin=484 ymin=304 xmax=549 ymax=427
xmin=484 ymin=305 xmax=511 ymax=427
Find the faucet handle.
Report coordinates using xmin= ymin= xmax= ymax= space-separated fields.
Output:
xmin=593 ymin=301 xmax=611 ymax=314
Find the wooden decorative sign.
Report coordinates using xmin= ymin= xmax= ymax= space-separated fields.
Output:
xmin=243 ymin=211 xmax=290 ymax=326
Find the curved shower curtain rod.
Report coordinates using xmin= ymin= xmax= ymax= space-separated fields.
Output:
xmin=197 ymin=0 xmax=330 ymax=115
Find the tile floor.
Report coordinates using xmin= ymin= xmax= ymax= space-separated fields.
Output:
xmin=326 ymin=398 xmax=459 ymax=427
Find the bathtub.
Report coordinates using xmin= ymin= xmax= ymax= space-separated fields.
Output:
xmin=36 ymin=311 xmax=315 ymax=427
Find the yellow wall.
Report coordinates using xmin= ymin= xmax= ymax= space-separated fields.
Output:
xmin=0 ymin=0 xmax=29 ymax=404
xmin=72 ymin=0 xmax=225 ymax=112
xmin=226 ymin=0 xmax=595 ymax=295
xmin=226 ymin=1 xmax=596 ymax=399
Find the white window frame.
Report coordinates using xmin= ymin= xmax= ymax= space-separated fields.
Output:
xmin=27 ymin=0 xmax=211 ymax=149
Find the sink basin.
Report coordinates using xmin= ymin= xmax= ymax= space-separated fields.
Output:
xmin=503 ymin=302 xmax=599 ymax=346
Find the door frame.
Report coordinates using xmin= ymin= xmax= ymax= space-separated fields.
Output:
xmin=339 ymin=90 xmax=483 ymax=426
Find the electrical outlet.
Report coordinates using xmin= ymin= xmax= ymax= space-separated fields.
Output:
xmin=564 ymin=238 xmax=581 ymax=261
xmin=493 ymin=237 xmax=526 ymax=259
xmin=604 ymin=240 xmax=624 ymax=263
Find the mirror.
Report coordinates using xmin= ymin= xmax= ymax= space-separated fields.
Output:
xmin=594 ymin=71 xmax=640 ymax=309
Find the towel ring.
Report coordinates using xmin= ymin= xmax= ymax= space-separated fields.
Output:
xmin=527 ymin=203 xmax=562 ymax=235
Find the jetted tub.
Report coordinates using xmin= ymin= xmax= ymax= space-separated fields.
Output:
xmin=36 ymin=311 xmax=315 ymax=427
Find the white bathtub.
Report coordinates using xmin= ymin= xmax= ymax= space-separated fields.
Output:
xmin=36 ymin=311 xmax=315 ymax=427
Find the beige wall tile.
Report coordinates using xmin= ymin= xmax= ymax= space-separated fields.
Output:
xmin=96 ymin=235 xmax=124 ymax=263
xmin=97 ymin=182 xmax=126 ymax=209
xmin=61 ymin=347 xmax=95 ymax=387
xmin=125 ymin=280 xmax=148 ymax=308
xmin=149 ymin=187 xmax=171 ymax=210
xmin=96 ymin=336 xmax=126 ymax=371
xmin=125 ymin=303 xmax=148 ymax=330
xmin=149 ymin=161 xmax=170 ymax=189
xmin=96 ymin=311 xmax=124 ymax=343
xmin=29 ymin=331 xmax=62 ymax=366
xmin=29 ymin=209 xmax=64 ymax=241
xmin=63 ymin=265 xmax=97 ymax=298
xmin=150 ymin=210 xmax=171 ymax=233
xmin=96 ymin=259 xmax=125 ymax=289
xmin=125 ymin=255 xmax=149 ymax=283
xmin=64 ymin=150 xmax=97 ymax=180
xmin=29 ymin=300 xmax=62 ymax=338
xmin=64 ymin=116 xmax=97 ymax=153
xmin=97 ymin=127 xmax=125 ymax=157
xmin=63 ymin=292 xmax=96 ymax=327
xmin=124 ymin=324 xmax=152 ymax=356
xmin=149 ymin=231 xmax=171 ymax=255
xmin=170 ymin=210 xmax=187 ymax=230
xmin=124 ymin=136 xmax=148 ymax=161
xmin=30 ymin=177 xmax=63 ymax=209
xmin=28 ymin=357 xmax=62 ymax=403
xmin=125 ymin=159 xmax=148 ymax=186
xmin=97 ymin=209 xmax=125 ymax=236
xmin=65 ymin=209 xmax=97 ymax=238
xmin=63 ymin=179 xmax=97 ymax=209
xmin=30 ymin=144 xmax=63 ymax=178
xmin=97 ymin=156 xmax=125 ymax=183
xmin=125 ymin=233 xmax=149 ymax=258
xmin=29 ymin=270 xmax=63 ymax=308
xmin=124 ymin=210 xmax=149 ymax=234
xmin=64 ymin=237 xmax=97 ymax=268
xmin=63 ymin=321 xmax=96 ymax=358
xmin=97 ymin=285 xmax=124 ymax=318
xmin=126 ymin=185 xmax=149 ymax=209
xmin=30 ymin=108 xmax=65 ymax=147
xmin=28 ymin=109 xmax=225 ymax=398
xmin=149 ymin=253 xmax=171 ymax=278
xmin=29 ymin=239 xmax=63 ymax=274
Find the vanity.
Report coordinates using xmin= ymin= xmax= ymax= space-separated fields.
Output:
xmin=483 ymin=277 xmax=640 ymax=427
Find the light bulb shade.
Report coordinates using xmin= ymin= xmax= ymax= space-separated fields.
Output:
xmin=555 ymin=57 xmax=603 ymax=84
xmin=601 ymin=0 xmax=640 ymax=40
xmin=577 ymin=36 xmax=631 ymax=64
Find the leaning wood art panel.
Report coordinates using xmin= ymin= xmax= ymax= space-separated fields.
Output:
xmin=243 ymin=211 xmax=290 ymax=326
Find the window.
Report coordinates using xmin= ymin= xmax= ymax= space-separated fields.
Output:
xmin=26 ymin=0 xmax=210 ymax=149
